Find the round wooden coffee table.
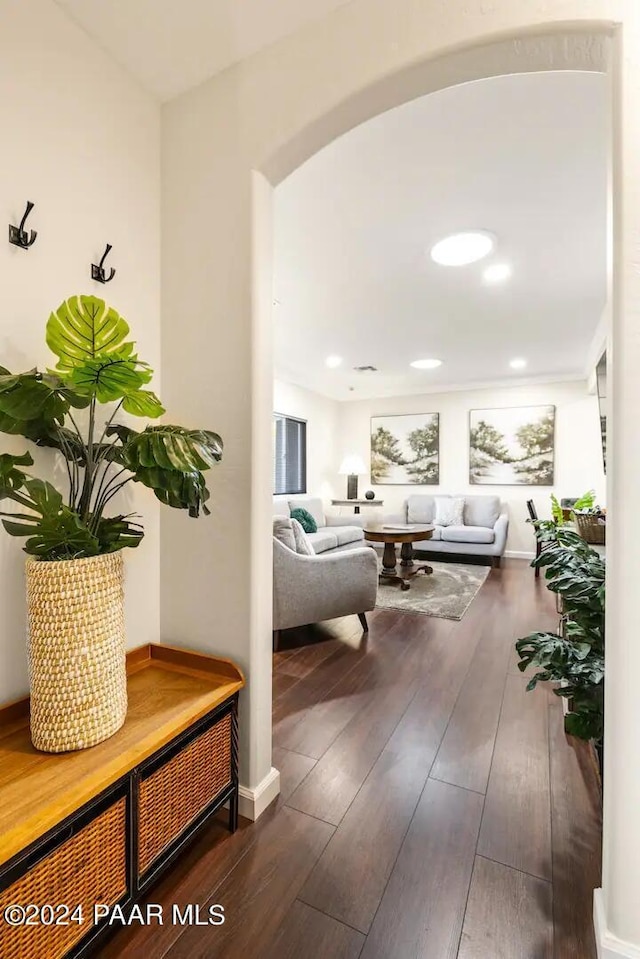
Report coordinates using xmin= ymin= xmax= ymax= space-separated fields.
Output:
xmin=363 ymin=525 xmax=434 ymax=591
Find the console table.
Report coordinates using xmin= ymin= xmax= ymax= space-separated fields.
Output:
xmin=0 ymin=643 xmax=244 ymax=959
xmin=331 ymin=498 xmax=383 ymax=515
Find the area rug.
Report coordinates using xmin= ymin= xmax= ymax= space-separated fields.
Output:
xmin=375 ymin=559 xmax=490 ymax=620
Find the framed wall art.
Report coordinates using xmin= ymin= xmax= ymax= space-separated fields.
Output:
xmin=371 ymin=412 xmax=439 ymax=485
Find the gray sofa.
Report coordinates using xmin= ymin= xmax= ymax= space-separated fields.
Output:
xmin=386 ymin=494 xmax=509 ymax=566
xmin=273 ymin=496 xmax=365 ymax=554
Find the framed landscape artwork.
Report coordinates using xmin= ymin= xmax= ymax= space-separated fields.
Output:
xmin=469 ymin=405 xmax=555 ymax=486
xmin=371 ymin=413 xmax=439 ymax=485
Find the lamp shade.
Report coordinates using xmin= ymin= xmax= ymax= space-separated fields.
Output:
xmin=339 ymin=455 xmax=367 ymax=475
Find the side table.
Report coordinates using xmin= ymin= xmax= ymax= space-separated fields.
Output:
xmin=331 ymin=498 xmax=383 ymax=515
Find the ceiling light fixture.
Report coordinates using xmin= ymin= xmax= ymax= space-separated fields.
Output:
xmin=430 ymin=231 xmax=494 ymax=266
xmin=410 ymin=358 xmax=442 ymax=370
xmin=325 ymin=355 xmax=343 ymax=368
xmin=483 ymin=263 xmax=512 ymax=284
xmin=509 ymin=358 xmax=527 ymax=370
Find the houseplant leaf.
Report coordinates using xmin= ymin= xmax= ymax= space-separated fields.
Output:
xmin=133 ymin=465 xmax=211 ymax=517
xmin=46 ymin=295 xmax=132 ymax=371
xmin=65 ymin=352 xmax=152 ymax=403
xmin=121 ymin=389 xmax=165 ymax=418
xmin=122 ymin=425 xmax=223 ymax=473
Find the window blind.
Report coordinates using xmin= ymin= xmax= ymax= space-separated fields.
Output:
xmin=274 ymin=414 xmax=307 ymax=495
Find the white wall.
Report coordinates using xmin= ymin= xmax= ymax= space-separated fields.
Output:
xmin=0 ymin=0 xmax=161 ymax=703
xmin=338 ymin=379 xmax=606 ymax=554
xmin=274 ymin=378 xmax=340 ymax=502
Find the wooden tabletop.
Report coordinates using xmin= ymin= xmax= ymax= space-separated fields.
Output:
xmin=363 ymin=524 xmax=434 ymax=544
xmin=0 ymin=643 xmax=244 ymax=867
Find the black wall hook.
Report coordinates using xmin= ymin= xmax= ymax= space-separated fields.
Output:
xmin=91 ymin=243 xmax=116 ymax=283
xmin=9 ymin=201 xmax=38 ymax=249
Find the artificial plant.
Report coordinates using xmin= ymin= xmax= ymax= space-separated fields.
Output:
xmin=515 ymin=521 xmax=604 ymax=743
xmin=0 ymin=295 xmax=222 ymax=560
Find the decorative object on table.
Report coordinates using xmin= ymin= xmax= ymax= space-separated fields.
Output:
xmin=0 ymin=294 xmax=223 ymax=752
xmin=290 ymin=506 xmax=317 ymax=533
xmin=8 ymin=200 xmax=37 ymax=249
xmin=91 ymin=242 xmax=116 ymax=283
xmin=339 ymin=454 xmax=367 ymax=499
xmin=371 ymin=412 xmax=439 ymax=484
xmin=469 ymin=405 xmax=555 ymax=485
xmin=365 ymin=489 xmax=375 ymax=500
xmin=363 ymin=524 xmax=434 ymax=590
xmin=374 ymin=559 xmax=489 ymax=620
xmin=515 ymin=521 xmax=604 ymax=773
xmin=550 ymin=490 xmax=605 ymax=545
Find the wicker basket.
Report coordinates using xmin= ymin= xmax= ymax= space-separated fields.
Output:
xmin=26 ymin=552 xmax=127 ymax=753
xmin=574 ymin=512 xmax=606 ymax=546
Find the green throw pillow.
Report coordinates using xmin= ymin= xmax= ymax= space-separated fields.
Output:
xmin=290 ymin=507 xmax=317 ymax=534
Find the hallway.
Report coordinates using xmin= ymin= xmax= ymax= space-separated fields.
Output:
xmin=98 ymin=559 xmax=602 ymax=958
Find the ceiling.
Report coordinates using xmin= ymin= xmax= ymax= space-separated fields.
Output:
xmin=54 ymin=0 xmax=352 ymax=100
xmin=273 ymin=72 xmax=608 ymax=402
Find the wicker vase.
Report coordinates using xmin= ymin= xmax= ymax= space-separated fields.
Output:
xmin=26 ymin=552 xmax=127 ymax=753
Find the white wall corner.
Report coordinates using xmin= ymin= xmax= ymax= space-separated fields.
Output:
xmin=238 ymin=766 xmax=281 ymax=821
xmin=594 ymin=889 xmax=640 ymax=959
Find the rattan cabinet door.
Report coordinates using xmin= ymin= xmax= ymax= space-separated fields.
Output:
xmin=138 ymin=710 xmax=233 ymax=876
xmin=0 ymin=796 xmax=127 ymax=959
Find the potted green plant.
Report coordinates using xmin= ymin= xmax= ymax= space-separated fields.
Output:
xmin=0 ymin=295 xmax=222 ymax=753
xmin=515 ymin=520 xmax=604 ymax=772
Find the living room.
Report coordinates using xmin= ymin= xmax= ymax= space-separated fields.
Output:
xmin=268 ymin=69 xmax=608 ymax=956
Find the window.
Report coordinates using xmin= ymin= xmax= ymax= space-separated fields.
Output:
xmin=274 ymin=414 xmax=307 ymax=495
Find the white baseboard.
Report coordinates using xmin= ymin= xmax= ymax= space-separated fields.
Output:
xmin=504 ymin=549 xmax=535 ymax=560
xmin=594 ymin=889 xmax=640 ymax=959
xmin=238 ymin=766 xmax=281 ymax=821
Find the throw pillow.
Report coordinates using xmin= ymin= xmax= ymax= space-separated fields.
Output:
xmin=291 ymin=518 xmax=315 ymax=556
xmin=290 ymin=507 xmax=318 ymax=534
xmin=273 ymin=517 xmax=296 ymax=551
xmin=434 ymin=496 xmax=465 ymax=527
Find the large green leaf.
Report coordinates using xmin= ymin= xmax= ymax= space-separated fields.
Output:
xmin=0 ymin=451 xmax=33 ymax=498
xmin=65 ymin=352 xmax=152 ymax=403
xmin=123 ymin=425 xmax=223 ymax=473
xmin=133 ymin=465 xmax=210 ymax=517
xmin=121 ymin=390 xmax=165 ymax=418
xmin=0 ymin=371 xmax=69 ymax=424
xmin=0 ymin=475 xmax=100 ymax=559
xmin=94 ymin=514 xmax=144 ymax=552
xmin=46 ymin=295 xmax=132 ymax=371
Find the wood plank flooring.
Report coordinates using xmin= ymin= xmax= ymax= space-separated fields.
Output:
xmin=96 ymin=559 xmax=601 ymax=959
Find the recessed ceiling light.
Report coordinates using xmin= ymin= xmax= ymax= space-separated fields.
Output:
xmin=509 ymin=358 xmax=527 ymax=370
xmin=430 ymin=232 xmax=494 ymax=266
xmin=483 ymin=263 xmax=512 ymax=284
xmin=325 ymin=355 xmax=343 ymax=368
xmin=410 ymin=358 xmax=442 ymax=370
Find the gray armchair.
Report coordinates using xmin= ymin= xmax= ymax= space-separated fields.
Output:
xmin=272 ymin=537 xmax=378 ymax=650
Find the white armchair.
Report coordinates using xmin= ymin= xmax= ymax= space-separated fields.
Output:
xmin=272 ymin=537 xmax=378 ymax=650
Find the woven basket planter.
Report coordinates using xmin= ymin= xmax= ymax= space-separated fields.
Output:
xmin=26 ymin=552 xmax=127 ymax=753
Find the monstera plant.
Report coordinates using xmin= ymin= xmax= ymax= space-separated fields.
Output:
xmin=0 ymin=295 xmax=222 ymax=754
xmin=0 ymin=294 xmax=222 ymax=559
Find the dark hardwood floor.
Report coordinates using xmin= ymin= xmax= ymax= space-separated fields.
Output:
xmin=97 ymin=559 xmax=601 ymax=959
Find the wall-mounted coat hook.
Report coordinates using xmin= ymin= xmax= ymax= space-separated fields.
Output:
xmin=91 ymin=243 xmax=116 ymax=283
xmin=9 ymin=201 xmax=38 ymax=249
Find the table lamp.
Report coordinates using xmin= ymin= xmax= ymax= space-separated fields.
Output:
xmin=339 ymin=455 xmax=367 ymax=500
